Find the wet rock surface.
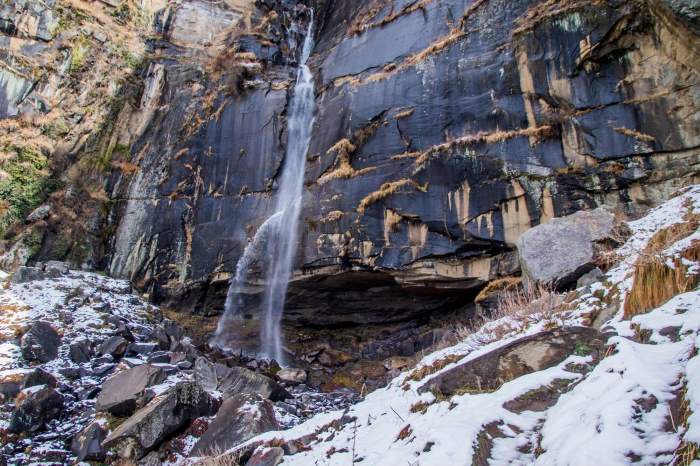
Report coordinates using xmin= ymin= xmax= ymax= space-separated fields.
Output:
xmin=100 ymin=0 xmax=700 ymax=376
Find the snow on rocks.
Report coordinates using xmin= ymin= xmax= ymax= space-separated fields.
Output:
xmin=224 ymin=185 xmax=700 ymax=466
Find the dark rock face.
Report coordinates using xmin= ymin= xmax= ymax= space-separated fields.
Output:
xmin=190 ymin=393 xmax=279 ymax=457
xmin=71 ymin=421 xmax=107 ymax=462
xmin=103 ymin=382 xmax=219 ymax=460
xmin=9 ymin=385 xmax=64 ymax=433
xmin=96 ymin=364 xmax=167 ymax=416
xmin=20 ymin=321 xmax=60 ymax=363
xmin=105 ymin=0 xmax=700 ymax=364
xmin=419 ymin=327 xmax=605 ymax=397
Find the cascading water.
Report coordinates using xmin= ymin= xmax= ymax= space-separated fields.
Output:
xmin=212 ymin=11 xmax=315 ymax=365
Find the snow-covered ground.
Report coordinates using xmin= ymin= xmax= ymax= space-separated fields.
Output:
xmin=231 ymin=185 xmax=700 ymax=466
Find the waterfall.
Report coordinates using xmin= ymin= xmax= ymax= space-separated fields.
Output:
xmin=212 ymin=11 xmax=316 ymax=365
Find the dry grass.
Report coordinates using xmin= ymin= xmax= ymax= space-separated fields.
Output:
xmin=410 ymin=400 xmax=436 ymax=414
xmin=414 ymin=125 xmax=554 ymax=167
xmin=623 ymin=242 xmax=700 ymax=319
xmin=395 ymin=424 xmax=413 ymax=441
xmin=322 ymin=210 xmax=344 ymax=223
xmin=493 ymin=283 xmax=563 ymax=321
xmin=512 ymin=0 xmax=599 ymax=37
xmin=341 ymin=0 xmax=488 ymax=86
xmin=357 ymin=179 xmax=428 ymax=214
xmin=644 ymin=210 xmax=700 ymax=255
xmin=395 ymin=108 xmax=415 ymax=120
xmin=474 ymin=277 xmax=522 ymax=305
xmin=614 ymin=127 xmax=655 ymax=143
xmin=673 ymin=385 xmax=700 ymax=466
xmin=317 ymin=138 xmax=377 ymax=184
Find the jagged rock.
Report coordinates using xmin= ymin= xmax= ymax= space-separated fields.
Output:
xmin=103 ymin=382 xmax=219 ymax=460
xmin=20 ymin=321 xmax=60 ymax=363
xmin=277 ymin=368 xmax=307 ymax=384
xmin=577 ymin=267 xmax=605 ymax=289
xmin=162 ymin=319 xmax=183 ymax=342
xmin=22 ymin=368 xmax=57 ymax=389
xmin=9 ymin=385 xmax=64 ymax=433
xmin=96 ymin=364 xmax=167 ymax=416
xmin=97 ymin=336 xmax=129 ymax=358
xmin=189 ymin=393 xmax=279 ymax=456
xmin=247 ymin=446 xmax=284 ymax=466
xmin=26 ymin=204 xmax=51 ymax=222
xmin=44 ymin=260 xmax=69 ymax=276
xmin=127 ymin=342 xmax=158 ymax=356
xmin=11 ymin=266 xmax=44 ymax=283
xmin=420 ymin=327 xmax=606 ymax=397
xmin=194 ymin=356 xmax=217 ymax=392
xmin=70 ymin=339 xmax=94 ymax=363
xmin=146 ymin=351 xmax=171 ymax=364
xmin=218 ymin=366 xmax=289 ymax=401
xmin=71 ymin=421 xmax=107 ymax=461
xmin=517 ymin=209 xmax=617 ymax=288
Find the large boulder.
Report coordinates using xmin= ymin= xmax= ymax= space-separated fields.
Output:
xmin=9 ymin=385 xmax=64 ymax=433
xmin=190 ymin=393 xmax=279 ymax=456
xmin=97 ymin=336 xmax=129 ymax=358
xmin=420 ymin=327 xmax=606 ymax=397
xmin=102 ymin=382 xmax=219 ymax=460
xmin=218 ymin=366 xmax=289 ymax=401
xmin=71 ymin=421 xmax=107 ymax=461
xmin=96 ymin=364 xmax=167 ymax=416
xmin=517 ymin=209 xmax=618 ymax=288
xmin=20 ymin=321 xmax=61 ymax=363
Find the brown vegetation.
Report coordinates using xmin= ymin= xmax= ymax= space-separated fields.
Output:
xmin=623 ymin=241 xmax=700 ymax=319
xmin=414 ymin=125 xmax=554 ymax=167
xmin=512 ymin=0 xmax=600 ymax=37
xmin=614 ymin=127 xmax=656 ymax=143
xmin=357 ymin=179 xmax=428 ymax=214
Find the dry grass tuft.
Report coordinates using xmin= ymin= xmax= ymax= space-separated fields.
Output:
xmin=414 ymin=125 xmax=554 ymax=167
xmin=614 ymin=127 xmax=656 ymax=143
xmin=395 ymin=108 xmax=415 ymax=120
xmin=395 ymin=424 xmax=413 ymax=441
xmin=357 ymin=179 xmax=428 ymax=214
xmin=624 ymin=242 xmax=700 ymax=319
xmin=494 ymin=283 xmax=563 ymax=321
xmin=322 ymin=210 xmax=344 ymax=223
xmin=410 ymin=400 xmax=434 ymax=414
xmin=317 ymin=138 xmax=377 ymax=184
xmin=474 ymin=277 xmax=522 ymax=305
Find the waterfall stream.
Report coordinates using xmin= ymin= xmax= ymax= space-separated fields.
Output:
xmin=213 ymin=12 xmax=316 ymax=365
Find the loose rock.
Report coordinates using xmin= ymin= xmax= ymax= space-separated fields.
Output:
xmin=96 ymin=364 xmax=167 ymax=416
xmin=20 ymin=321 xmax=61 ymax=363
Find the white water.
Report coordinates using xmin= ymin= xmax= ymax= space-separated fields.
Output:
xmin=213 ymin=13 xmax=315 ymax=365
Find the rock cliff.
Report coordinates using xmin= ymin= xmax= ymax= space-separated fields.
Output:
xmin=2 ymin=0 xmax=700 ymax=376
